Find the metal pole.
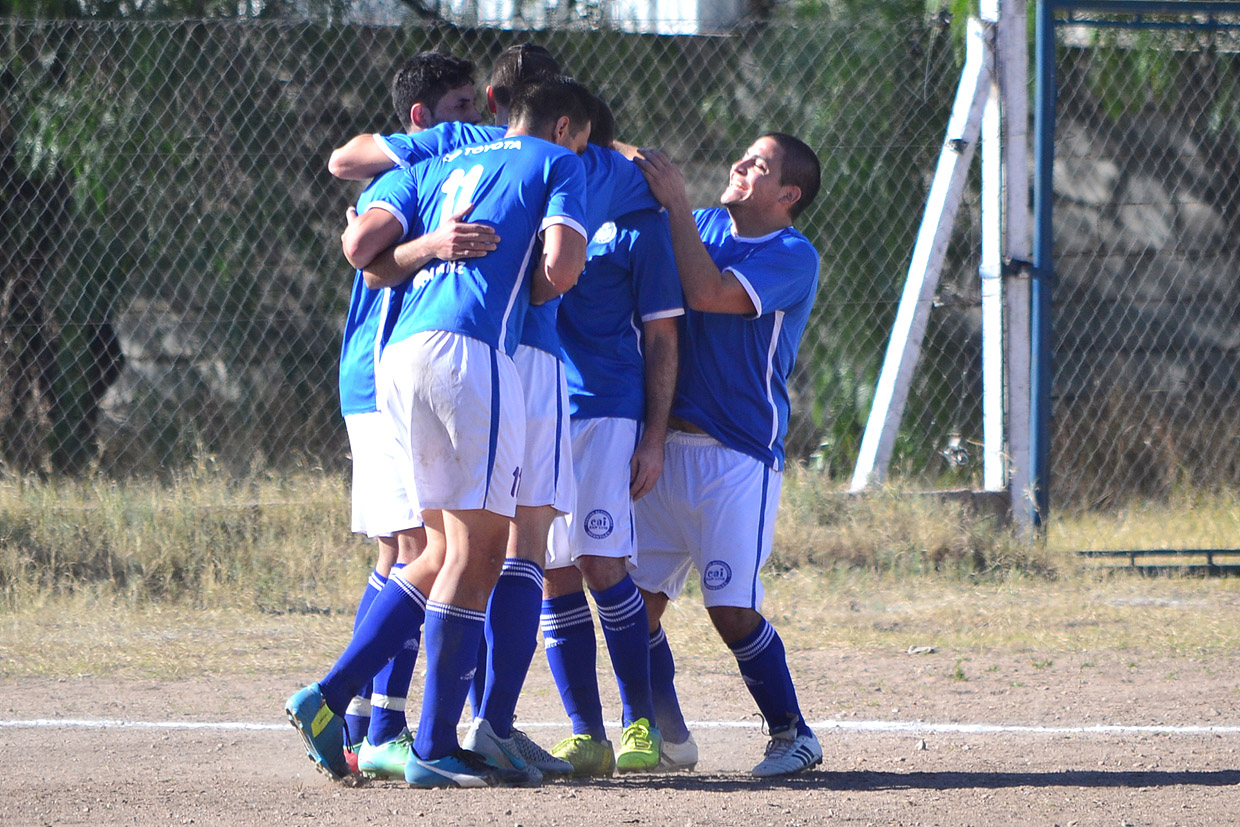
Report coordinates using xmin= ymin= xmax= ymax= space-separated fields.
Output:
xmin=1031 ymin=0 xmax=1057 ymax=527
xmin=1001 ymin=0 xmax=1034 ymax=530
xmin=849 ymin=18 xmax=993 ymax=490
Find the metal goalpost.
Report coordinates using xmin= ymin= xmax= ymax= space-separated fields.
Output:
xmin=849 ymin=0 xmax=1035 ymax=531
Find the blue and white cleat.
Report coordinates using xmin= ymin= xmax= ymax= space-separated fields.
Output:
xmin=461 ymin=718 xmax=543 ymax=784
xmin=751 ymin=727 xmax=822 ymax=778
xmin=405 ymin=747 xmax=542 ymax=788
xmin=285 ymin=683 xmax=350 ymax=781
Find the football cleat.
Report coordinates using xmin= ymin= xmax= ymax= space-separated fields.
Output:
xmin=510 ymin=726 xmax=574 ymax=777
xmin=615 ymin=718 xmax=662 ymax=774
xmin=285 ymin=684 xmax=350 ymax=781
xmin=550 ymin=734 xmax=616 ymax=777
xmin=358 ymin=730 xmax=415 ymax=780
xmin=461 ymin=718 xmax=542 ymax=784
xmin=656 ymin=732 xmax=698 ymax=772
xmin=751 ymin=727 xmax=823 ymax=778
xmin=405 ymin=747 xmax=541 ymax=788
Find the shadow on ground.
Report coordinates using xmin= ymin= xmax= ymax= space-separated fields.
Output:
xmin=588 ymin=769 xmax=1240 ymax=792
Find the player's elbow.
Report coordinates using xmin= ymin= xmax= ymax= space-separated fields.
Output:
xmin=340 ymin=230 xmax=373 ymax=271
xmin=327 ymin=150 xmax=352 ymax=180
xmin=544 ymin=256 xmax=583 ymax=294
xmin=328 ymin=140 xmax=371 ymax=181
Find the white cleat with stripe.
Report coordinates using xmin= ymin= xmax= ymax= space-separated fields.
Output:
xmin=751 ymin=727 xmax=823 ymax=777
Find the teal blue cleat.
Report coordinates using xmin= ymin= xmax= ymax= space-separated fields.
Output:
xmin=405 ymin=748 xmax=540 ymax=789
xmin=285 ymin=683 xmax=350 ymax=781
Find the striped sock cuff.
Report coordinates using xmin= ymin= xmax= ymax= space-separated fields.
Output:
xmin=540 ymin=593 xmax=594 ymax=635
xmin=593 ymin=585 xmax=645 ymax=627
xmin=500 ymin=557 xmax=545 ymax=591
xmin=649 ymin=625 xmax=667 ymax=649
xmin=729 ymin=619 xmax=776 ymax=662
xmin=426 ymin=600 xmax=486 ymax=624
xmin=346 ymin=696 xmax=372 ymax=716
xmin=367 ymin=569 xmax=388 ymax=592
xmin=391 ymin=576 xmax=428 ymax=610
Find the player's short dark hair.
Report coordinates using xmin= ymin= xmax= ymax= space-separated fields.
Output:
xmin=766 ymin=132 xmax=821 ymax=220
xmin=489 ymin=42 xmax=560 ymax=111
xmin=390 ymin=51 xmax=476 ymax=130
xmin=510 ymin=75 xmax=592 ymax=139
xmin=586 ymin=94 xmax=615 ymax=148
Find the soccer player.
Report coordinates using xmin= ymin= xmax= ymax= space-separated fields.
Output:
xmin=629 ymin=134 xmax=826 ymax=777
xmin=333 ymin=51 xmax=495 ymax=780
xmin=329 ymin=45 xmax=668 ymax=777
xmin=285 ymin=75 xmax=591 ymax=789
xmin=540 ymin=100 xmax=683 ymax=777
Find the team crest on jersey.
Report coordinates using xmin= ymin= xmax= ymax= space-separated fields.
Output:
xmin=591 ymin=221 xmax=617 ymax=245
xmin=702 ymin=560 xmax=733 ymax=590
xmin=584 ymin=509 xmax=614 ymax=540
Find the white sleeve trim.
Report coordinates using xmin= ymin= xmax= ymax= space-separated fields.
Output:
xmin=729 ymin=267 xmax=763 ymax=318
xmin=374 ymin=135 xmax=409 ymax=170
xmin=540 ymin=215 xmax=588 ymax=241
xmin=365 ymin=200 xmax=410 ymax=237
xmin=640 ymin=308 xmax=685 ymax=322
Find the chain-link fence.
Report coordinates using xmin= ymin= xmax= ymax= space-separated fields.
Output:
xmin=1048 ymin=5 xmax=1240 ymax=529
xmin=2 ymin=16 xmax=988 ymax=483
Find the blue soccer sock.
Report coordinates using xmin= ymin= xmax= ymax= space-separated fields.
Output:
xmin=368 ymin=565 xmax=420 ymax=745
xmin=478 ymin=558 xmax=544 ymax=738
xmin=592 ymin=575 xmax=655 ymax=727
xmin=319 ymin=576 xmax=427 ymax=722
xmin=413 ymin=601 xmax=486 ymax=761
xmin=728 ymin=617 xmax=809 ymax=736
xmin=343 ymin=568 xmax=387 ymax=746
xmin=541 ymin=591 xmax=606 ymax=739
xmin=648 ymin=625 xmax=689 ymax=743
xmin=468 ymin=634 xmax=488 ymax=721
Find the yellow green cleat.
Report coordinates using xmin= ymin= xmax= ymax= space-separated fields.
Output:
xmin=616 ymin=718 xmax=662 ymax=773
xmin=550 ymin=733 xmax=616 ymax=777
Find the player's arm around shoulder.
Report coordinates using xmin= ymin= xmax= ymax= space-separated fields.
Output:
xmin=341 ymin=205 xmax=405 ymax=273
xmin=329 ymin=134 xmax=399 ymax=180
xmin=633 ymin=148 xmax=756 ymax=316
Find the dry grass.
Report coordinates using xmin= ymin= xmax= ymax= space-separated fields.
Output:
xmin=3 ymin=467 xmax=1240 ymax=679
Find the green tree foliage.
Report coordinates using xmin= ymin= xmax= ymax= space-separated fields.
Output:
xmin=2 ymin=18 xmax=982 ymax=479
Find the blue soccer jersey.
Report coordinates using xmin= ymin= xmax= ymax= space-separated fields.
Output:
xmin=672 ymin=208 xmax=820 ymax=470
xmin=380 ymin=127 xmax=657 ymax=235
xmin=382 ymin=134 xmax=588 ymax=355
xmin=339 ymin=168 xmax=415 ymax=416
xmin=559 ymin=209 xmax=684 ymax=422
xmin=380 ymin=127 xmax=659 ymax=356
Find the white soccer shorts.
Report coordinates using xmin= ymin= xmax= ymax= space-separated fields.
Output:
xmin=546 ymin=417 xmax=640 ymax=570
xmin=377 ymin=330 xmax=524 ymax=518
xmin=512 ymin=344 xmax=573 ymax=512
xmin=631 ymin=430 xmax=782 ymax=610
xmin=344 ymin=411 xmax=422 ymax=537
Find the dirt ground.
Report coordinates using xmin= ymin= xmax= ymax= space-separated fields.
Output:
xmin=3 ymin=646 xmax=1239 ymax=827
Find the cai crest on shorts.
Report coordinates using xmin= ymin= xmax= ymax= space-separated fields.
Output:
xmin=702 ymin=560 xmax=733 ymax=590
xmin=583 ymin=508 xmax=614 ymax=540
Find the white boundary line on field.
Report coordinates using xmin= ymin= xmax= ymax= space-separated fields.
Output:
xmin=5 ymin=718 xmax=1240 ymax=737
